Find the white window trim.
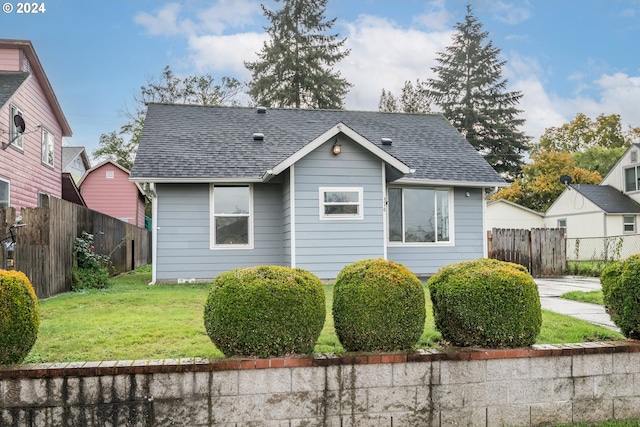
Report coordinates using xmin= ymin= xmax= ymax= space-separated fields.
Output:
xmin=387 ymin=186 xmax=454 ymax=247
xmin=623 ymin=216 xmax=636 ymax=234
xmin=209 ymin=184 xmax=254 ymax=250
xmin=10 ymin=105 xmax=24 ymax=150
xmin=0 ymin=177 xmax=9 ymax=208
xmin=319 ymin=187 xmax=363 ymax=220
xmin=624 ymin=165 xmax=640 ymax=193
xmin=41 ymin=128 xmax=54 ymax=167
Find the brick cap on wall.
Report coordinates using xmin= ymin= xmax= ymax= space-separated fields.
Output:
xmin=1 ymin=340 xmax=638 ymax=380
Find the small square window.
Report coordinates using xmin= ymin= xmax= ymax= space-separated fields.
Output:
xmin=106 ymin=170 xmax=115 ymax=179
xmin=319 ymin=187 xmax=363 ymax=220
xmin=557 ymin=219 xmax=567 ymax=230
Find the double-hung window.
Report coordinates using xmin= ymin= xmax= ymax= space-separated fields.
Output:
xmin=625 ymin=165 xmax=640 ymax=192
xmin=319 ymin=187 xmax=363 ymax=220
xmin=211 ymin=185 xmax=252 ymax=247
xmin=0 ymin=178 xmax=9 ymax=208
xmin=9 ymin=105 xmax=24 ymax=149
xmin=623 ymin=216 xmax=636 ymax=233
xmin=388 ymin=187 xmax=450 ymax=244
xmin=41 ymin=129 xmax=54 ymax=166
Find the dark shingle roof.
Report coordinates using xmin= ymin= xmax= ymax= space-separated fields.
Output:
xmin=0 ymin=72 xmax=29 ymax=108
xmin=131 ymin=103 xmax=505 ymax=185
xmin=572 ymin=185 xmax=640 ymax=213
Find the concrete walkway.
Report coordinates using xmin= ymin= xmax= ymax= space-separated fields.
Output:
xmin=534 ymin=276 xmax=619 ymax=331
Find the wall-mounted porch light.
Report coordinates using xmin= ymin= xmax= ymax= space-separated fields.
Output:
xmin=332 ymin=138 xmax=341 ymax=155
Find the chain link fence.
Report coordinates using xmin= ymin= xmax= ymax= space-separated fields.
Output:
xmin=566 ymin=234 xmax=640 ymax=262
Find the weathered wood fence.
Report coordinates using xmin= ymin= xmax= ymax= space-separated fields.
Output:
xmin=488 ymin=228 xmax=566 ymax=277
xmin=0 ymin=197 xmax=151 ymax=299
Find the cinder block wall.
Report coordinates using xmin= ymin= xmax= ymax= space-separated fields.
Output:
xmin=1 ymin=341 xmax=640 ymax=426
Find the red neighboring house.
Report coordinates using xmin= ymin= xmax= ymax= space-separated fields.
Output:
xmin=79 ymin=160 xmax=147 ymax=228
xmin=0 ymin=39 xmax=72 ymax=208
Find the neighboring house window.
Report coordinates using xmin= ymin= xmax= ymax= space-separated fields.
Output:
xmin=388 ymin=187 xmax=450 ymax=244
xmin=106 ymin=170 xmax=115 ymax=179
xmin=557 ymin=219 xmax=567 ymax=232
xmin=38 ymin=192 xmax=48 ymax=207
xmin=319 ymin=187 xmax=363 ymax=220
xmin=41 ymin=129 xmax=54 ymax=166
xmin=0 ymin=178 xmax=9 ymax=208
xmin=210 ymin=185 xmax=252 ymax=247
xmin=631 ymin=151 xmax=638 ymax=163
xmin=624 ymin=165 xmax=640 ymax=192
xmin=623 ymin=216 xmax=636 ymax=233
xmin=9 ymin=105 xmax=23 ymax=149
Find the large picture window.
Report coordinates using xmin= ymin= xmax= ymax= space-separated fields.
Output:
xmin=319 ymin=187 xmax=363 ymax=220
xmin=388 ymin=187 xmax=450 ymax=244
xmin=211 ymin=185 xmax=252 ymax=247
xmin=0 ymin=178 xmax=9 ymax=208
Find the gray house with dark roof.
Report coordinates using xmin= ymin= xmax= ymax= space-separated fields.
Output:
xmin=131 ymin=103 xmax=506 ymax=282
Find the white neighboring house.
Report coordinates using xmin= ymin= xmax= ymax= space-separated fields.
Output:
xmin=486 ymin=199 xmax=545 ymax=231
xmin=486 ymin=144 xmax=640 ymax=261
xmin=543 ymin=144 xmax=640 ymax=260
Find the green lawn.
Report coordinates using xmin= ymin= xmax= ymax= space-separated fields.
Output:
xmin=24 ymin=267 xmax=623 ymax=363
xmin=561 ymin=290 xmax=604 ymax=305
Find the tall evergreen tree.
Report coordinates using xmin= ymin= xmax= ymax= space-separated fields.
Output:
xmin=245 ymin=0 xmax=351 ymax=109
xmin=426 ymin=5 xmax=529 ymax=179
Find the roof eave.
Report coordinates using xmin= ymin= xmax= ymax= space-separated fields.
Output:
xmin=393 ymin=177 xmax=508 ymax=188
xmin=130 ymin=177 xmax=262 ymax=184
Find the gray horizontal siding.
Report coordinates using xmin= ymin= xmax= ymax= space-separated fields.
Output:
xmin=294 ymin=138 xmax=385 ymax=278
xmin=155 ymin=183 xmax=283 ymax=281
xmin=388 ymin=187 xmax=485 ymax=277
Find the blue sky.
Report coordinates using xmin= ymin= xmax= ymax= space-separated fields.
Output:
xmin=2 ymin=0 xmax=640 ymax=160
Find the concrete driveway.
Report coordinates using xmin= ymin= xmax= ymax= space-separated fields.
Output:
xmin=534 ymin=276 xmax=619 ymax=331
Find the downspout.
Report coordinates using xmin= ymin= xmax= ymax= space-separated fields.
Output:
xmin=482 ymin=188 xmax=497 ymax=258
xmin=149 ymin=182 xmax=158 ymax=285
xmin=382 ymin=163 xmax=388 ymax=260
xmin=290 ymin=165 xmax=296 ymax=268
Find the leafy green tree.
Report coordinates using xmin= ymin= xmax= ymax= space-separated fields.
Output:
xmin=492 ymin=150 xmax=601 ymax=212
xmin=245 ymin=0 xmax=351 ymax=109
xmin=536 ymin=113 xmax=628 ymax=153
xmin=426 ymin=5 xmax=529 ymax=179
xmin=534 ymin=113 xmax=640 ymax=176
xmin=378 ymin=88 xmax=399 ymax=113
xmin=93 ymin=66 xmax=243 ymax=167
xmin=93 ymin=131 xmax=136 ymax=171
xmin=378 ymin=80 xmax=430 ymax=114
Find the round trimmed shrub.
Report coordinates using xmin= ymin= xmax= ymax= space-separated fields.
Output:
xmin=601 ymin=255 xmax=640 ymax=339
xmin=0 ymin=270 xmax=40 ymax=364
xmin=332 ymin=258 xmax=425 ymax=352
xmin=203 ymin=266 xmax=325 ymax=357
xmin=428 ymin=258 xmax=541 ymax=348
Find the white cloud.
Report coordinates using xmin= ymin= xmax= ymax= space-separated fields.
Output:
xmin=413 ymin=0 xmax=455 ymax=32
xmin=339 ymin=15 xmax=452 ymax=110
xmin=135 ymin=0 xmax=262 ymax=37
xmin=187 ymin=32 xmax=267 ymax=77
xmin=134 ymin=3 xmax=192 ymax=36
